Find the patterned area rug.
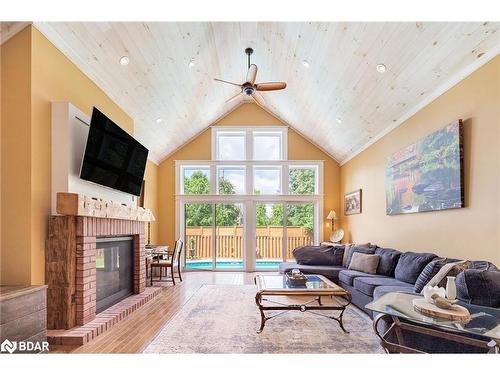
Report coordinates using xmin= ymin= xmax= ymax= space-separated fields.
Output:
xmin=143 ymin=285 xmax=383 ymax=353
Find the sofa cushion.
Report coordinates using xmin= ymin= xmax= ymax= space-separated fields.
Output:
xmin=456 ymin=269 xmax=500 ymax=308
xmin=346 ymin=246 xmax=376 ymax=268
xmin=394 ymin=252 xmax=437 ymax=284
xmin=342 ymin=243 xmax=371 ymax=267
xmin=348 ymin=253 xmax=380 ymax=274
xmin=338 ymin=269 xmax=383 ymax=286
xmin=414 ymin=258 xmax=463 ymax=293
xmin=293 ymin=245 xmax=344 ymax=266
xmin=373 ymin=285 xmax=417 ymax=300
xmin=278 ymin=262 xmax=345 ymax=280
xmin=354 ymin=277 xmax=412 ymax=297
xmin=374 ymin=247 xmax=402 ymax=276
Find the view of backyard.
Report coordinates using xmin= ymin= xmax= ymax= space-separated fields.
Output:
xmin=183 ymin=168 xmax=315 ymax=268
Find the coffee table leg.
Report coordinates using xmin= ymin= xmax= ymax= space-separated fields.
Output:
xmin=255 ymin=292 xmax=267 ymax=333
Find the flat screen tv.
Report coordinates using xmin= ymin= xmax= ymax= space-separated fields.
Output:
xmin=80 ymin=107 xmax=149 ymax=196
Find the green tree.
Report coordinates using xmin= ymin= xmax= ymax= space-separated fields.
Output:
xmin=184 ymin=172 xmax=242 ymax=227
xmin=184 ymin=171 xmax=209 ymax=194
xmin=255 ymin=203 xmax=269 ymax=227
xmin=289 ymin=168 xmax=315 ymax=194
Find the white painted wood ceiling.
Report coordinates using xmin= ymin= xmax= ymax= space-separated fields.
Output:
xmin=33 ymin=22 xmax=500 ymax=164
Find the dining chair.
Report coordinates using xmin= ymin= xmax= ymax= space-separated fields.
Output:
xmin=150 ymin=238 xmax=184 ymax=285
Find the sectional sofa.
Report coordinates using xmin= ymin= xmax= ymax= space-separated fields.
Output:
xmin=279 ymin=244 xmax=500 ymax=353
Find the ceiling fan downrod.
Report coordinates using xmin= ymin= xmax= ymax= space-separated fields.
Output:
xmin=245 ymin=47 xmax=253 ymax=69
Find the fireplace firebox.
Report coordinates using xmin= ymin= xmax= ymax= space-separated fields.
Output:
xmin=95 ymin=236 xmax=134 ymax=313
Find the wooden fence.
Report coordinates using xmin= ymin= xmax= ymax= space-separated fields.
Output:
xmin=185 ymin=226 xmax=313 ymax=260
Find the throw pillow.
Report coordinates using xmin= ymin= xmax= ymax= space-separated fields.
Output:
xmin=456 ymin=269 xmax=500 ymax=308
xmin=414 ymin=258 xmax=463 ymax=293
xmin=425 ymin=260 xmax=469 ymax=289
xmin=348 ymin=252 xmax=380 ymax=274
xmin=345 ymin=245 xmax=375 ymax=268
xmin=293 ymin=245 xmax=344 ymax=266
xmin=394 ymin=252 xmax=437 ymax=284
xmin=374 ymin=247 xmax=402 ymax=276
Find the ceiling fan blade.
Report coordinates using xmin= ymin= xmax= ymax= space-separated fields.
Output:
xmin=246 ymin=64 xmax=258 ymax=84
xmin=214 ymin=78 xmax=242 ymax=87
xmin=251 ymin=91 xmax=266 ymax=107
xmin=255 ymin=82 xmax=287 ymax=91
xmin=226 ymin=91 xmax=244 ymax=103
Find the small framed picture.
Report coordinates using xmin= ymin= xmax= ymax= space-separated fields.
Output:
xmin=344 ymin=189 xmax=362 ymax=215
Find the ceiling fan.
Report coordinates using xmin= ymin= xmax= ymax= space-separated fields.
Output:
xmin=214 ymin=48 xmax=287 ymax=107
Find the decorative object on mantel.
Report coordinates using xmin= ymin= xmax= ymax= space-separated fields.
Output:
xmin=56 ymin=192 xmax=155 ymax=222
xmin=326 ymin=210 xmax=345 ymax=243
xmin=385 ymin=120 xmax=464 ymax=215
xmin=344 ymin=189 xmax=362 ymax=215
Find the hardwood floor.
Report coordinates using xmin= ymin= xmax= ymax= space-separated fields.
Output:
xmin=50 ymin=272 xmax=264 ymax=353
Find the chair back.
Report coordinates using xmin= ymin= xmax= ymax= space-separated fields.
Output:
xmin=172 ymin=238 xmax=183 ymax=265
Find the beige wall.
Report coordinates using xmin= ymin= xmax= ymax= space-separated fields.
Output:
xmin=143 ymin=160 xmax=159 ymax=244
xmin=1 ymin=26 xmax=158 ymax=285
xmin=157 ymin=103 xmax=341 ymax=247
xmin=340 ymin=56 xmax=500 ymax=265
xmin=1 ymin=27 xmax=32 ymax=285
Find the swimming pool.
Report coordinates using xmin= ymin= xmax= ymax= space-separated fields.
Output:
xmin=185 ymin=260 xmax=281 ymax=269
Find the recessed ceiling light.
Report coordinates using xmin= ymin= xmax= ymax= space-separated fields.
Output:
xmin=302 ymin=60 xmax=310 ymax=68
xmin=376 ymin=63 xmax=387 ymax=73
xmin=155 ymin=118 xmax=163 ymax=124
xmin=188 ymin=59 xmax=196 ymax=68
xmin=336 ymin=118 xmax=342 ymax=124
xmin=119 ymin=56 xmax=130 ymax=66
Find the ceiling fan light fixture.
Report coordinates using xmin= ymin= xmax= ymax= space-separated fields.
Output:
xmin=376 ymin=63 xmax=387 ymax=73
xmin=188 ymin=59 xmax=196 ymax=68
xmin=119 ymin=56 xmax=130 ymax=66
xmin=156 ymin=118 xmax=163 ymax=124
xmin=302 ymin=60 xmax=310 ymax=68
xmin=336 ymin=118 xmax=342 ymax=124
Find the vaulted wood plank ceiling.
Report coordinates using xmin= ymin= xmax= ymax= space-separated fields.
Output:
xmin=33 ymin=22 xmax=500 ymax=164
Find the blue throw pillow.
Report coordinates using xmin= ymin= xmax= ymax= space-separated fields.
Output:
xmin=413 ymin=258 xmax=460 ymax=293
xmin=456 ymin=269 xmax=500 ymax=308
xmin=374 ymin=248 xmax=402 ymax=276
xmin=345 ymin=246 xmax=376 ymax=268
xmin=394 ymin=252 xmax=437 ymax=284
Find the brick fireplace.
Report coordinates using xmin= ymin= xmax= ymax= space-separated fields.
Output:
xmin=46 ymin=216 xmax=146 ymax=329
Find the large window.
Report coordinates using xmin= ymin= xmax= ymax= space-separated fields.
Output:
xmin=253 ymin=166 xmax=282 ymax=194
xmin=213 ymin=127 xmax=286 ymax=161
xmin=217 ymin=166 xmax=245 ymax=195
xmin=215 ymin=130 xmax=246 ymax=160
xmin=182 ymin=166 xmax=210 ymax=194
xmin=253 ymin=131 xmax=283 ymax=160
xmin=177 ymin=126 xmax=323 ymax=272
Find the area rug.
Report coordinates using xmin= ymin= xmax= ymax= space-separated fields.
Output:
xmin=143 ymin=285 xmax=383 ymax=353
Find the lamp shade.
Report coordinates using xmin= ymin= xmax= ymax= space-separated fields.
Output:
xmin=326 ymin=210 xmax=337 ymax=220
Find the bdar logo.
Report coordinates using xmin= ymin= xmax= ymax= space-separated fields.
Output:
xmin=1 ymin=339 xmax=17 ymax=353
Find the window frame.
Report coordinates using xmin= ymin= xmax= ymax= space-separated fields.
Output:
xmin=211 ymin=126 xmax=288 ymax=161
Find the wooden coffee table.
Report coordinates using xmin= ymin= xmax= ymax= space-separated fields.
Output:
xmin=254 ymin=274 xmax=351 ymax=333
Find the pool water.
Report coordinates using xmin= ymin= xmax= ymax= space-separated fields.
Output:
xmin=185 ymin=260 xmax=281 ymax=269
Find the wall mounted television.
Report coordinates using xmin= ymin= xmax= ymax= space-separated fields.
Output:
xmin=80 ymin=107 xmax=149 ymax=196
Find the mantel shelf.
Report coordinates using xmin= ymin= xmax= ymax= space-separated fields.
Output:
xmin=56 ymin=192 xmax=155 ymax=222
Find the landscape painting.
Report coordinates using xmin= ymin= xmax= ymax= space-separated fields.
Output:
xmin=385 ymin=120 xmax=464 ymax=215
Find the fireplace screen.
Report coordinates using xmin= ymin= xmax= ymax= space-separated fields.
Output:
xmin=95 ymin=236 xmax=134 ymax=313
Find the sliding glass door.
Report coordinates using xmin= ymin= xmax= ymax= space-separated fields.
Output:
xmin=184 ymin=202 xmax=244 ymax=270
xmin=215 ymin=203 xmax=244 ymax=269
xmin=184 ymin=203 xmax=214 ymax=270
xmin=255 ymin=202 xmax=284 ymax=269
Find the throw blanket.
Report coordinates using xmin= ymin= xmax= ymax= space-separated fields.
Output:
xmin=292 ymin=245 xmax=344 ymax=266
